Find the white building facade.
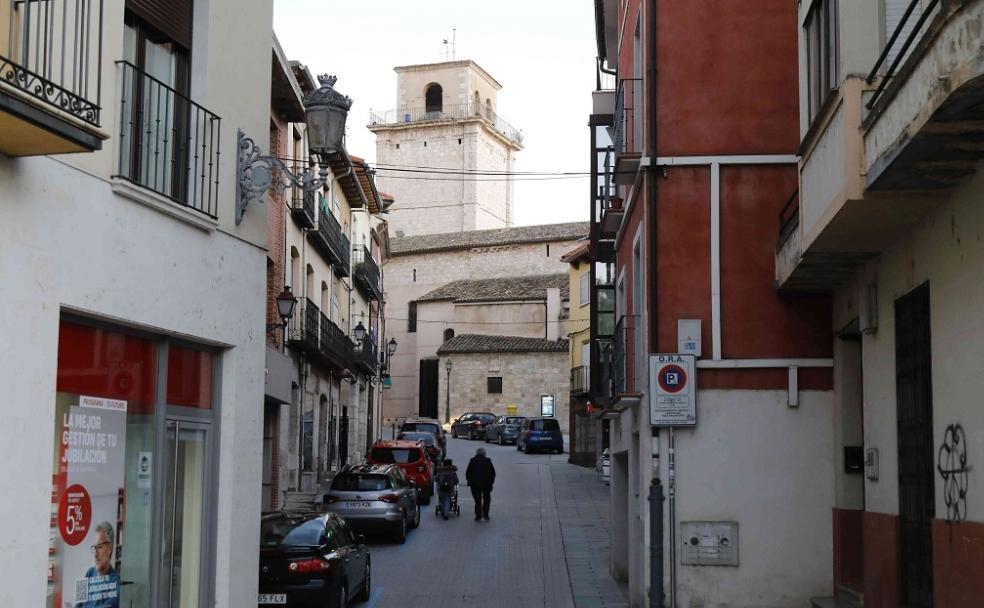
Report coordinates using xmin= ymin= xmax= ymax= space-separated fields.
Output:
xmin=0 ymin=0 xmax=274 ymax=606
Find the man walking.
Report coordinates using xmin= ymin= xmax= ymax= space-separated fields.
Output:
xmin=466 ymin=447 xmax=496 ymax=521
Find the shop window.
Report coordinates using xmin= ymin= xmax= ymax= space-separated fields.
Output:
xmin=488 ymin=377 xmax=503 ymax=394
xmin=167 ymin=344 xmax=213 ymax=408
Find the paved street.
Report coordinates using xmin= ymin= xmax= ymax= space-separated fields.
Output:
xmin=362 ymin=436 xmax=628 ymax=608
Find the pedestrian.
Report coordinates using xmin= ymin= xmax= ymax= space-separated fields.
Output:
xmin=434 ymin=458 xmax=459 ymax=520
xmin=465 ymin=447 xmax=496 ymax=521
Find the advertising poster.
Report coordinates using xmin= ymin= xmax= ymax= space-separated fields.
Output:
xmin=49 ymin=395 xmax=127 ymax=608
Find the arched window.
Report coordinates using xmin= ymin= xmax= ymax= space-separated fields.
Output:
xmin=290 ymin=247 xmax=301 ymax=291
xmin=306 ymin=264 xmax=315 ymax=303
xmin=443 ymin=328 xmax=455 ymax=342
xmin=473 ymin=91 xmax=480 ymax=115
xmin=425 ymin=83 xmax=443 ymax=114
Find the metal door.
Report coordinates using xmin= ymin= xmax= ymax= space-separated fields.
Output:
xmin=895 ymin=283 xmax=934 ymax=607
xmin=418 ymin=359 xmax=439 ymax=419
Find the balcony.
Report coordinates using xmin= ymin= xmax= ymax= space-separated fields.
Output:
xmin=352 ymin=337 xmax=378 ymax=377
xmin=0 ymin=0 xmax=106 ymax=155
xmin=113 ymin=61 xmax=220 ymax=219
xmin=309 ymin=208 xmax=350 ymax=277
xmin=368 ymin=100 xmax=523 ymax=148
xmin=352 ymin=245 xmax=382 ymax=301
xmin=319 ymin=312 xmax=353 ymax=372
xmin=290 ymin=177 xmax=316 ymax=229
xmin=571 ymin=365 xmax=589 ymax=396
xmin=612 ymin=78 xmax=642 ymax=185
xmin=863 ymin=0 xmax=984 ymax=193
xmin=287 ymin=297 xmax=320 ymax=354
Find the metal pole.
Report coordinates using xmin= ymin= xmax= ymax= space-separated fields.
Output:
xmin=445 ymin=366 xmax=451 ymax=423
xmin=668 ymin=427 xmax=676 ymax=608
xmin=649 ymin=477 xmax=665 ymax=608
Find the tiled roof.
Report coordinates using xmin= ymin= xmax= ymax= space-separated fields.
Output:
xmin=417 ymin=273 xmax=569 ymax=303
xmin=437 ymin=334 xmax=569 ymax=354
xmin=390 ymin=221 xmax=590 ymax=255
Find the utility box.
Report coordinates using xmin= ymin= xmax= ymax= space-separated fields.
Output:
xmin=681 ymin=521 xmax=739 ymax=566
xmin=677 ymin=319 xmax=702 ymax=357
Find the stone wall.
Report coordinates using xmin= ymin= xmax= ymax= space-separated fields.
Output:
xmin=437 ymin=351 xmax=571 ymax=434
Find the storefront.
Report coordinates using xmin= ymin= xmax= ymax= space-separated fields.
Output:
xmin=50 ymin=318 xmax=219 ymax=608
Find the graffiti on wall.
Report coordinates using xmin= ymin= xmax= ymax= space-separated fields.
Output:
xmin=937 ymin=424 xmax=971 ymax=522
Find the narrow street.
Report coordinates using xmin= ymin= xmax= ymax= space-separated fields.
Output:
xmin=363 ymin=436 xmax=627 ymax=608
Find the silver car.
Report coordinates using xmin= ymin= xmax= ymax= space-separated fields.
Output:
xmin=324 ymin=464 xmax=421 ymax=544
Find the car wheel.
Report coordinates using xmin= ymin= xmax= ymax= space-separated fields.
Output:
xmin=410 ymin=502 xmax=421 ymax=528
xmin=498 ymin=434 xmax=504 ymax=446
xmin=355 ymin=560 xmax=371 ymax=602
xmin=394 ymin=514 xmax=407 ymax=544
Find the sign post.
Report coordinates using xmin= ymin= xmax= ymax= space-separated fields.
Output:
xmin=649 ymin=354 xmax=697 ymax=426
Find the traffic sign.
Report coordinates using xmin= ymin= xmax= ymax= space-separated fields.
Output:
xmin=650 ymin=354 xmax=696 ymax=426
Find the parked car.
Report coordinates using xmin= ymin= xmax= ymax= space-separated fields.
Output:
xmin=450 ymin=412 xmax=496 ymax=440
xmin=399 ymin=417 xmax=446 ymax=454
xmin=367 ymin=439 xmax=434 ymax=504
xmin=517 ymin=417 xmax=564 ymax=454
xmin=258 ymin=511 xmax=370 ymax=607
xmin=484 ymin=416 xmax=526 ymax=445
xmin=396 ymin=431 xmax=441 ymax=462
xmin=324 ymin=464 xmax=420 ymax=543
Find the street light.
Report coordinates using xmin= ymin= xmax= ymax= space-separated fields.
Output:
xmin=236 ymin=74 xmax=353 ymax=224
xmin=444 ymin=359 xmax=452 ymax=424
xmin=353 ymin=321 xmax=366 ymax=344
xmin=267 ymin=286 xmax=297 ymax=334
xmin=387 ymin=337 xmax=398 ymax=357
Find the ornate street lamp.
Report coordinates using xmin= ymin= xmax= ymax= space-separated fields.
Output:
xmin=236 ymin=74 xmax=353 ymax=224
xmin=387 ymin=337 xmax=398 ymax=357
xmin=267 ymin=286 xmax=297 ymax=333
xmin=353 ymin=321 xmax=367 ymax=344
xmin=444 ymin=359 xmax=453 ymax=424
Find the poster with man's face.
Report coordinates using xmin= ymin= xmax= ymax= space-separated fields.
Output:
xmin=49 ymin=396 xmax=127 ymax=608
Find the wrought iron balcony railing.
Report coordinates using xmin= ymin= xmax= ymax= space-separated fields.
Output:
xmin=114 ymin=61 xmax=220 ymax=218
xmin=309 ymin=208 xmax=350 ymax=277
xmin=1 ymin=0 xmax=103 ymax=126
xmin=571 ymin=365 xmax=589 ymax=395
xmin=288 ymin=297 xmax=320 ymax=353
xmin=865 ymin=0 xmax=942 ymax=110
xmin=352 ymin=337 xmax=378 ymax=376
xmin=590 ymin=338 xmax=614 ymax=406
xmin=352 ymin=245 xmax=382 ymax=301
xmin=289 ymin=165 xmax=316 ymax=229
xmin=613 ymin=78 xmax=641 ymax=156
xmin=320 ymin=312 xmax=353 ymax=371
xmin=613 ymin=315 xmax=641 ymax=395
xmin=369 ymin=100 xmax=523 ymax=146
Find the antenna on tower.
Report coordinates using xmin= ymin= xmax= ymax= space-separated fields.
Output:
xmin=442 ymin=37 xmax=449 ymax=60
xmin=452 ymin=28 xmax=456 ymax=60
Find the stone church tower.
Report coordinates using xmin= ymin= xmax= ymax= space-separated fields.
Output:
xmin=368 ymin=60 xmax=524 ymax=237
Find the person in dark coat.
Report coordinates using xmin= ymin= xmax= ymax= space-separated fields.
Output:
xmin=434 ymin=458 xmax=459 ymax=520
xmin=465 ymin=447 xmax=496 ymax=521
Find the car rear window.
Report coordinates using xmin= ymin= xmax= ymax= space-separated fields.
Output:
xmin=478 ymin=414 xmax=496 ymax=422
xmin=371 ymin=447 xmax=421 ymax=464
xmin=260 ymin=518 xmax=325 ymax=547
xmin=402 ymin=422 xmax=440 ymax=435
xmin=506 ymin=417 xmax=525 ymax=425
xmin=330 ymin=474 xmax=390 ymax=491
xmin=397 ymin=432 xmax=434 ymax=445
xmin=532 ymin=419 xmax=561 ymax=431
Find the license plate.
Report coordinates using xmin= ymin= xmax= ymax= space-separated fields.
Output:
xmin=346 ymin=501 xmax=372 ymax=508
xmin=258 ymin=593 xmax=286 ymax=604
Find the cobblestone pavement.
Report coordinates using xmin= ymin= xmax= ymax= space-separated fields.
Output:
xmin=363 ymin=436 xmax=627 ymax=608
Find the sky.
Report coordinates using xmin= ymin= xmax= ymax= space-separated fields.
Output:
xmin=273 ymin=0 xmax=596 ymax=227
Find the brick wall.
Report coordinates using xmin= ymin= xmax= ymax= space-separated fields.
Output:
xmin=266 ymin=119 xmax=288 ymax=351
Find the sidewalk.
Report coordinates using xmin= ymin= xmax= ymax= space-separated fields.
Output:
xmin=548 ymin=457 xmax=629 ymax=608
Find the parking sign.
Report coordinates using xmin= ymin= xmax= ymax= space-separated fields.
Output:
xmin=650 ymin=354 xmax=696 ymax=426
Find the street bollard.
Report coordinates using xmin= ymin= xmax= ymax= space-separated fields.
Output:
xmin=649 ymin=478 xmax=665 ymax=608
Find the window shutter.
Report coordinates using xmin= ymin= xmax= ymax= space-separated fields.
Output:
xmin=126 ymin=0 xmax=193 ymax=49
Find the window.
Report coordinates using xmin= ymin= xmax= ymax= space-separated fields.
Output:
xmin=533 ymin=419 xmax=561 ymax=432
xmin=805 ymin=0 xmax=839 ymax=124
xmin=487 ymin=377 xmax=503 ymax=394
xmin=370 ymin=447 xmax=421 ymax=464
xmin=443 ymin=328 xmax=455 ymax=342
xmin=580 ymin=272 xmax=590 ymax=307
xmin=408 ymin=302 xmax=417 ymax=333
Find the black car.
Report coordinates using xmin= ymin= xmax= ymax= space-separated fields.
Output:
xmin=484 ymin=416 xmax=526 ymax=445
xmin=259 ymin=512 xmax=371 ymax=607
xmin=450 ymin=412 xmax=496 ymax=440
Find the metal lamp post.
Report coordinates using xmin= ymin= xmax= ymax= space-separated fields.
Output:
xmin=266 ymin=286 xmax=297 ymax=346
xmin=236 ymin=74 xmax=353 ymax=224
xmin=444 ymin=359 xmax=452 ymax=424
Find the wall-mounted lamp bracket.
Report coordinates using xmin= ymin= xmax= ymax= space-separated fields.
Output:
xmin=236 ymin=130 xmax=330 ymax=224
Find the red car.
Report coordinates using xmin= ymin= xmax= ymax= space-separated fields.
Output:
xmin=367 ymin=440 xmax=434 ymax=504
